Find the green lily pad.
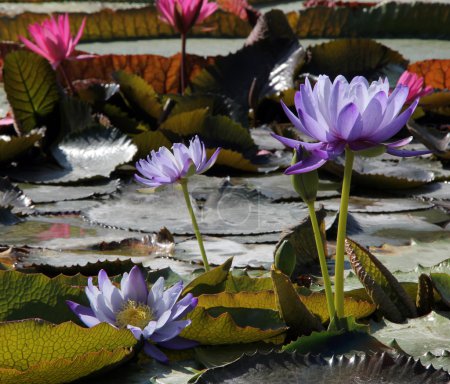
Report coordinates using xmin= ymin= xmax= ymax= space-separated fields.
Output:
xmin=0 ymin=320 xmax=137 ymax=384
xmin=0 ymin=270 xmax=88 ymax=323
xmin=3 ymin=51 xmax=59 ymax=134
xmin=322 ymin=196 xmax=431 ymax=213
xmin=431 ymin=273 xmax=450 ymax=307
xmin=371 ymin=311 xmax=450 ymax=372
xmin=0 ymin=130 xmax=44 ymax=165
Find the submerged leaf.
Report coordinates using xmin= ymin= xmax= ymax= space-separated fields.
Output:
xmin=346 ymin=238 xmax=417 ymax=322
xmin=0 ymin=320 xmax=136 ymax=384
xmin=3 ymin=51 xmax=59 ymax=134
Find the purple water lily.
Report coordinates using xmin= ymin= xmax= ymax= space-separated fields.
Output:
xmin=67 ymin=266 xmax=198 ymax=363
xmin=135 ymin=135 xmax=221 ymax=188
xmin=273 ymin=75 xmax=430 ymax=174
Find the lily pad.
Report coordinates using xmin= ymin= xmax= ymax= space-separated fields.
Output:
xmin=371 ymin=311 xmax=450 ymax=372
xmin=431 ymin=273 xmax=450 ymax=307
xmin=19 ymin=180 xmax=121 ymax=203
xmin=7 ymin=127 xmax=137 ymax=183
xmin=0 ymin=130 xmax=44 ymax=164
xmin=0 ymin=320 xmax=137 ymax=384
xmin=198 ymin=351 xmax=449 ymax=383
xmin=83 ymin=185 xmax=309 ymax=235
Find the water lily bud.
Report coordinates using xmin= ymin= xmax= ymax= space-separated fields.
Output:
xmin=290 ymin=150 xmax=318 ymax=204
xmin=274 ymin=240 xmax=296 ymax=277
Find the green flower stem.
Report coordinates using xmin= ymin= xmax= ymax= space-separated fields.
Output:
xmin=306 ymin=202 xmax=335 ymax=320
xmin=180 ymin=180 xmax=210 ymax=271
xmin=334 ymin=148 xmax=355 ymax=319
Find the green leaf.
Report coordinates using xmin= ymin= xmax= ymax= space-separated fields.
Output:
xmin=271 ymin=268 xmax=323 ymax=335
xmin=113 ymin=70 xmax=163 ymax=120
xmin=431 ymin=273 xmax=450 ymax=307
xmin=371 ymin=311 xmax=450 ymax=372
xmin=302 ymin=38 xmax=407 ymax=80
xmin=182 ymin=257 xmax=233 ymax=297
xmin=282 ymin=330 xmax=393 ymax=356
xmin=0 ymin=320 xmax=137 ymax=384
xmin=0 ymin=131 xmax=44 ymax=164
xmin=180 ymin=306 xmax=286 ymax=345
xmin=131 ymin=130 xmax=172 ymax=160
xmin=346 ymin=238 xmax=417 ymax=322
xmin=0 ymin=270 xmax=88 ymax=323
xmin=3 ymin=51 xmax=59 ymax=134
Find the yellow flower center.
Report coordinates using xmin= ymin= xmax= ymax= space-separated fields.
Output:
xmin=116 ymin=300 xmax=153 ymax=329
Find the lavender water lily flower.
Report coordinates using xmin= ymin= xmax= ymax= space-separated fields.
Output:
xmin=67 ymin=266 xmax=198 ymax=363
xmin=273 ymin=75 xmax=430 ymax=174
xmin=135 ymin=135 xmax=220 ymax=188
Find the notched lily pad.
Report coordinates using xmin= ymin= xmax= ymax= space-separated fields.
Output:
xmin=7 ymin=127 xmax=137 ymax=183
xmin=197 ymin=351 xmax=449 ymax=383
xmin=0 ymin=177 xmax=33 ymax=226
xmin=0 ymin=320 xmax=137 ymax=384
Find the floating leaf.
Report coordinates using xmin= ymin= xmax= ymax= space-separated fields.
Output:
xmin=418 ymin=92 xmax=450 ymax=117
xmin=346 ymin=238 xmax=417 ymax=322
xmin=183 ymin=257 xmax=233 ymax=297
xmin=7 ymin=126 xmax=137 ymax=183
xmin=0 ymin=131 xmax=43 ymax=164
xmin=371 ymin=311 xmax=450 ymax=372
xmin=408 ymin=59 xmax=450 ymax=90
xmin=66 ymin=53 xmax=215 ymax=95
xmin=3 ymin=51 xmax=59 ymax=134
xmin=324 ymin=156 xmax=434 ymax=189
xmin=131 ymin=130 xmax=171 ymax=160
xmin=301 ymin=39 xmax=407 ymax=80
xmin=209 ymin=148 xmax=258 ymax=172
xmin=0 ymin=178 xmax=32 ymax=226
xmin=0 ymin=320 xmax=136 ymax=384
xmin=431 ymin=273 xmax=450 ymax=307
xmin=0 ymin=270 xmax=88 ymax=323
xmin=271 ymin=268 xmax=323 ymax=335
xmin=198 ymin=351 xmax=448 ymax=384
xmin=198 ymin=291 xmax=275 ymax=310
xmin=407 ymin=119 xmax=450 ymax=158
xmin=180 ymin=306 xmax=286 ymax=345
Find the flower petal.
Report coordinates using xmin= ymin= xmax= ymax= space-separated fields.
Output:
xmin=151 ymin=320 xmax=191 ymax=342
xmin=122 ymin=266 xmax=148 ymax=304
xmin=143 ymin=342 xmax=169 ymax=364
xmin=158 ymin=336 xmax=199 ymax=350
xmin=66 ymin=301 xmax=100 ymax=328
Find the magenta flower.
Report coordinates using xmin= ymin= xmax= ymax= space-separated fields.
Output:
xmin=67 ymin=267 xmax=198 ymax=363
xmin=135 ymin=135 xmax=221 ymax=188
xmin=156 ymin=0 xmax=218 ymax=35
xmin=19 ymin=14 xmax=86 ymax=69
xmin=397 ymin=70 xmax=433 ymax=104
xmin=273 ymin=75 xmax=430 ymax=174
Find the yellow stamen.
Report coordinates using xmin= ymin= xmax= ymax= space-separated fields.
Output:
xmin=116 ymin=300 xmax=153 ymax=329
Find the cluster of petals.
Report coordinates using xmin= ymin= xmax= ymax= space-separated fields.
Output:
xmin=273 ymin=75 xmax=430 ymax=174
xmin=19 ymin=13 xmax=87 ymax=69
xmin=156 ymin=0 xmax=217 ymax=34
xmin=396 ymin=70 xmax=433 ymax=104
xmin=135 ymin=135 xmax=221 ymax=188
xmin=67 ymin=266 xmax=198 ymax=363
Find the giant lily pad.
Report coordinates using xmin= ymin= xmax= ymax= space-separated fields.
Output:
xmin=198 ymin=351 xmax=450 ymax=383
xmin=0 ymin=320 xmax=137 ymax=384
xmin=7 ymin=127 xmax=137 ymax=183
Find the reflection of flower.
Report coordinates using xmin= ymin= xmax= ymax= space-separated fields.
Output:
xmin=67 ymin=266 xmax=198 ymax=363
xmin=396 ymin=70 xmax=433 ymax=104
xmin=19 ymin=14 xmax=86 ymax=69
xmin=135 ymin=135 xmax=220 ymax=188
xmin=273 ymin=75 xmax=430 ymax=174
xmin=156 ymin=0 xmax=217 ymax=34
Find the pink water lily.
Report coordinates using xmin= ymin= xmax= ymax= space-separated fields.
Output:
xmin=19 ymin=14 xmax=87 ymax=69
xmin=397 ymin=70 xmax=433 ymax=104
xmin=156 ymin=0 xmax=218 ymax=34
